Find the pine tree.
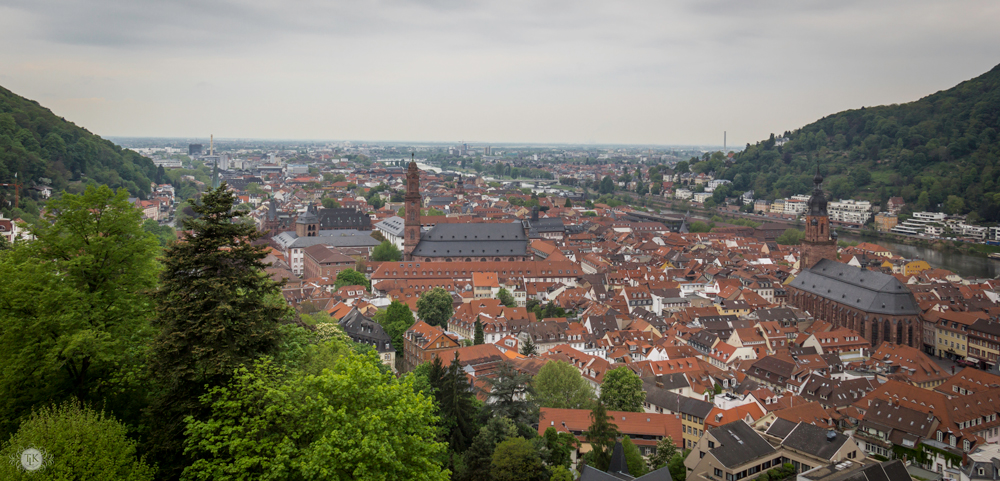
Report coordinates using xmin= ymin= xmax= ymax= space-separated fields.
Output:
xmin=144 ymin=183 xmax=290 ymax=479
xmin=583 ymin=400 xmax=620 ymax=472
xmin=474 ymin=317 xmax=485 ymax=345
xmin=520 ymin=336 xmax=538 ymax=356
xmin=435 ymin=352 xmax=479 ymax=453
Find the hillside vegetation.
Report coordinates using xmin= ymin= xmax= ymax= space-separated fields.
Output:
xmin=0 ymin=85 xmax=157 ymax=218
xmin=714 ymin=63 xmax=1000 ymax=222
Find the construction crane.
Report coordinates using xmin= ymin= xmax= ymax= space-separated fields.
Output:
xmin=0 ymin=174 xmax=23 ymax=209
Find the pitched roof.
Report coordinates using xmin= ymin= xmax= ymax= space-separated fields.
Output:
xmin=708 ymin=420 xmax=777 ymax=469
xmin=788 ymin=259 xmax=919 ymax=315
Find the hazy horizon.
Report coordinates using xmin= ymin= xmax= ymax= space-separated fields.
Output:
xmin=2 ymin=0 xmax=998 ymax=146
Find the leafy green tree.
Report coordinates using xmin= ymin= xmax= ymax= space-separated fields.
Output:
xmin=461 ymin=416 xmax=518 ymax=481
xmin=371 ymin=240 xmax=402 ymax=261
xmin=144 ymin=183 xmax=289 ymax=478
xmin=245 ymin=182 xmax=264 ymax=195
xmin=474 ymin=318 xmax=485 ymax=345
xmin=143 ymin=218 xmax=177 ymax=246
xmin=543 ymin=427 xmax=577 ymax=468
xmin=668 ymin=450 xmax=690 ymax=481
xmin=648 ymin=436 xmax=678 ymax=470
xmin=417 ymin=287 xmax=454 ymax=328
xmin=532 ymin=360 xmax=595 ymax=409
xmin=583 ymin=401 xmax=620 ymax=471
xmin=0 ymin=401 xmax=155 ymax=481
xmin=622 ymin=436 xmax=648 ymax=476
xmin=688 ymin=220 xmax=711 ymax=233
xmin=481 ymin=362 xmax=537 ymax=430
xmin=492 ymin=437 xmax=547 ymax=481
xmin=599 ymin=176 xmax=615 ymax=195
xmin=377 ymin=300 xmax=416 ymax=359
xmin=321 ymin=197 xmax=341 ymax=209
xmin=0 ymin=185 xmax=159 ymax=435
xmin=334 ymin=268 xmax=370 ymax=290
xmin=497 ymin=288 xmax=516 ymax=307
xmin=549 ymin=466 xmax=573 ymax=481
xmin=600 ymin=367 xmax=645 ymax=412
xmin=775 ymin=228 xmax=805 ymax=245
xmin=945 ymin=195 xmax=966 ymax=215
xmin=183 ymin=354 xmax=449 ymax=480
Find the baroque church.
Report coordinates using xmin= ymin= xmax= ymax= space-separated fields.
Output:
xmin=787 ymin=170 xmax=922 ymax=348
xmin=402 ymin=160 xmax=531 ymax=262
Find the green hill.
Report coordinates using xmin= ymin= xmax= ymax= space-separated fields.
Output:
xmin=715 ymin=63 xmax=1000 ymax=222
xmin=0 ymin=86 xmax=156 ymax=219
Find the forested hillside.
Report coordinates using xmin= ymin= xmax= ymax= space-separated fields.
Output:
xmin=716 ymin=63 xmax=1000 ymax=221
xmin=0 ymin=85 xmax=157 ymax=216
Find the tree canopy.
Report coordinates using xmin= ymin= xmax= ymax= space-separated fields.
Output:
xmin=0 ymin=400 xmax=155 ymax=481
xmin=717 ymin=63 xmax=1000 ymax=220
xmin=183 ymin=353 xmax=449 ymax=480
xmin=531 ymin=360 xmax=595 ymax=410
xmin=145 ymin=183 xmax=289 ymax=477
xmin=600 ymin=367 xmax=645 ymax=412
xmin=334 ymin=268 xmax=370 ymax=291
xmin=416 ymin=287 xmax=454 ymax=327
xmin=371 ymin=240 xmax=402 ymax=261
xmin=0 ymin=185 xmax=159 ymax=435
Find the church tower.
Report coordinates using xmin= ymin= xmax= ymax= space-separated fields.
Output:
xmin=296 ymin=204 xmax=320 ymax=237
xmin=800 ymin=168 xmax=837 ymax=269
xmin=403 ymin=155 xmax=422 ymax=261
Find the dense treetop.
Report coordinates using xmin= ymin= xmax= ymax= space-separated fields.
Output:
xmin=0 ymin=86 xmax=157 ymax=204
xmin=716 ymin=63 xmax=1000 ymax=221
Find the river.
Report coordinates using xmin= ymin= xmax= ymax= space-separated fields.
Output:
xmin=657 ymin=207 xmax=1000 ymax=279
xmin=836 ymin=233 xmax=1000 ymax=280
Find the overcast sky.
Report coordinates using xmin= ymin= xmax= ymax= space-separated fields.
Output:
xmin=1 ymin=0 xmax=998 ymax=146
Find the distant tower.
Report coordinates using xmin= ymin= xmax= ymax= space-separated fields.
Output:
xmin=210 ymin=134 xmax=214 ymax=156
xmin=296 ymin=204 xmax=320 ymax=238
xmin=403 ymin=154 xmax=422 ymax=261
xmin=800 ymin=168 xmax=837 ymax=269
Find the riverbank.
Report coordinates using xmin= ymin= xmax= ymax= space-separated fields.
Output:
xmin=656 ymin=200 xmax=1000 ymax=259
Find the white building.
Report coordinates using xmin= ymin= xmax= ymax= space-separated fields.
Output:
xmin=674 ymin=189 xmax=693 ymax=200
xmin=828 ymin=199 xmax=872 ymax=225
xmin=693 ymin=192 xmax=712 ymax=203
xmin=892 ymin=211 xmax=948 ymax=236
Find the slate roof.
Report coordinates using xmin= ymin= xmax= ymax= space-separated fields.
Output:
xmin=273 ymin=230 xmax=381 ymax=249
xmin=339 ymin=308 xmax=394 ymax=353
xmin=411 ymin=222 xmax=529 ymax=257
xmin=788 ymin=259 xmax=919 ymax=316
xmin=709 ymin=420 xmax=777 ymax=469
xmin=318 ymin=207 xmax=371 ymax=230
xmin=822 ymin=459 xmax=912 ymax=481
xmin=374 ymin=216 xmax=405 ymax=237
xmin=642 ymin=380 xmax=715 ymax=418
xmin=764 ymin=417 xmax=798 ymax=439
xmin=781 ymin=422 xmax=850 ymax=460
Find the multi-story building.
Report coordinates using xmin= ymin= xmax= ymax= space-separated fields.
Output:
xmin=828 ymin=199 xmax=872 ymax=226
xmin=874 ymin=212 xmax=898 ymax=232
xmin=642 ymin=380 xmax=714 ymax=450
xmin=402 ymin=320 xmax=460 ymax=372
xmin=968 ymin=319 xmax=1000 ymax=367
xmin=892 ymin=211 xmax=947 ymax=236
xmin=302 ymin=244 xmax=356 ymax=279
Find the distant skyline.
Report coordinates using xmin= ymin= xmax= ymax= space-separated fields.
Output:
xmin=1 ymin=1 xmax=998 ymax=146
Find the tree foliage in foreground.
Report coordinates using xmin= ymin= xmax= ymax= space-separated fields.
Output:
xmin=183 ymin=352 xmax=448 ymax=480
xmin=0 ymin=185 xmax=159 ymax=436
xmin=144 ymin=183 xmax=289 ymax=478
xmin=0 ymin=400 xmax=155 ymax=481
xmin=583 ymin=401 xmax=620 ymax=472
